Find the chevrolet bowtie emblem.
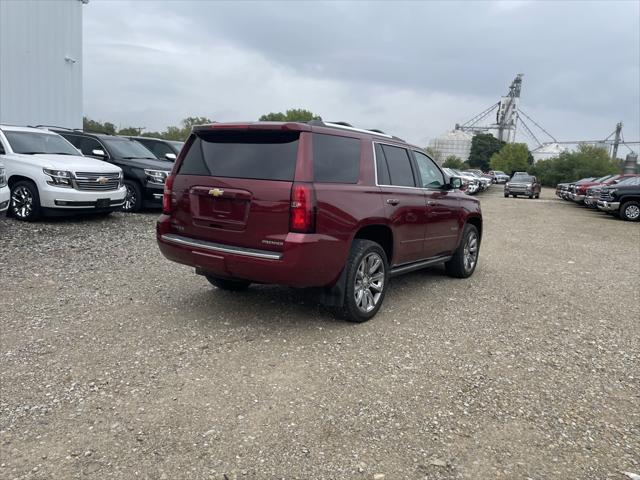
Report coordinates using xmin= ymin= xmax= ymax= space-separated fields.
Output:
xmin=96 ymin=176 xmax=108 ymax=184
xmin=209 ymin=188 xmax=224 ymax=197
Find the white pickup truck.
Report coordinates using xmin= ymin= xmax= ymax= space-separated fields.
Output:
xmin=0 ymin=125 xmax=127 ymax=221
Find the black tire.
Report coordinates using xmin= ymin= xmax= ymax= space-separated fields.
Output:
xmin=535 ymin=193 xmax=540 ymax=199
xmin=339 ymin=239 xmax=389 ymax=323
xmin=205 ymin=275 xmax=251 ymax=291
xmin=512 ymin=194 xmax=517 ymax=198
xmin=445 ymin=224 xmax=480 ymax=279
xmin=9 ymin=180 xmax=41 ymax=221
xmin=504 ymin=193 xmax=509 ymax=198
xmin=620 ymin=200 xmax=640 ymax=222
xmin=528 ymin=194 xmax=533 ymax=199
xmin=122 ymin=180 xmax=143 ymax=212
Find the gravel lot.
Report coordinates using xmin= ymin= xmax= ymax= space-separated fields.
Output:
xmin=1 ymin=187 xmax=638 ymax=480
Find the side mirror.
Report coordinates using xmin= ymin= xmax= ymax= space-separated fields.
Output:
xmin=449 ymin=177 xmax=463 ymax=189
xmin=91 ymin=149 xmax=106 ymax=158
xmin=165 ymin=153 xmax=177 ymax=161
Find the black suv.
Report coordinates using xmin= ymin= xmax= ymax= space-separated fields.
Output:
xmin=597 ymin=176 xmax=640 ymax=221
xmin=125 ymin=136 xmax=184 ymax=162
xmin=50 ymin=129 xmax=172 ymax=212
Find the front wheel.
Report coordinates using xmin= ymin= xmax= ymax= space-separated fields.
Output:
xmin=122 ymin=180 xmax=143 ymax=212
xmin=205 ymin=275 xmax=251 ymax=291
xmin=504 ymin=193 xmax=509 ymax=198
xmin=620 ymin=201 xmax=640 ymax=221
xmin=339 ymin=239 xmax=389 ymax=323
xmin=445 ymin=224 xmax=480 ymax=278
xmin=9 ymin=180 xmax=41 ymax=221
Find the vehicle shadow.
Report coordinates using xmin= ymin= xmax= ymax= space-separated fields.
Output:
xmin=169 ymin=265 xmax=451 ymax=330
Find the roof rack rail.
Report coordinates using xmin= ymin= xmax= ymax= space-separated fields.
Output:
xmin=31 ymin=124 xmax=75 ymax=130
xmin=305 ymin=119 xmax=405 ymax=141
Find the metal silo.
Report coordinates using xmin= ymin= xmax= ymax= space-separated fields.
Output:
xmin=428 ymin=130 xmax=473 ymax=165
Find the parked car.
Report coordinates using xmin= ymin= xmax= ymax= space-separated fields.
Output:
xmin=463 ymin=171 xmax=492 ymax=191
xmin=126 ymin=136 xmax=184 ymax=162
xmin=597 ymin=176 xmax=640 ymax=221
xmin=50 ymin=129 xmax=173 ymax=212
xmin=504 ymin=174 xmax=541 ymax=199
xmin=562 ymin=177 xmax=595 ymax=200
xmin=157 ymin=120 xmax=483 ymax=322
xmin=0 ymin=161 xmax=9 ymax=213
xmin=569 ymin=174 xmax=616 ymax=202
xmin=447 ymin=169 xmax=480 ymax=194
xmin=489 ymin=170 xmax=509 ymax=183
xmin=583 ymin=174 xmax=638 ymax=207
xmin=0 ymin=125 xmax=126 ymax=221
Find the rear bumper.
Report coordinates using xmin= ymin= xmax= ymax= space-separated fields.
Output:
xmin=156 ymin=225 xmax=348 ymax=288
xmin=597 ymin=200 xmax=620 ymax=212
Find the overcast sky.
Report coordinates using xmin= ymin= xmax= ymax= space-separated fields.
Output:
xmin=83 ymin=0 xmax=639 ymax=151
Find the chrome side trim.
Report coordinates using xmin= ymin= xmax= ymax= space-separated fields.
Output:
xmin=390 ymin=255 xmax=452 ymax=277
xmin=161 ymin=234 xmax=283 ymax=260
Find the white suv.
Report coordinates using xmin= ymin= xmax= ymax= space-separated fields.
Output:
xmin=0 ymin=161 xmax=9 ymax=213
xmin=0 ymin=125 xmax=127 ymax=221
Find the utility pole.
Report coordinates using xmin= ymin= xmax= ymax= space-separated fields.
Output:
xmin=611 ymin=122 xmax=622 ymax=160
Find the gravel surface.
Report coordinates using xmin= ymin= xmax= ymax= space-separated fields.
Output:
xmin=1 ymin=187 xmax=639 ymax=479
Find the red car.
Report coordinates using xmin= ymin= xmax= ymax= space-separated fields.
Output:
xmin=157 ymin=121 xmax=482 ymax=322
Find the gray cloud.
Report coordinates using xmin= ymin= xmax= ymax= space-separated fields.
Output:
xmin=83 ymin=0 xmax=639 ymax=149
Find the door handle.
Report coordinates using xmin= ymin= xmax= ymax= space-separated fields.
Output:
xmin=386 ymin=199 xmax=400 ymax=206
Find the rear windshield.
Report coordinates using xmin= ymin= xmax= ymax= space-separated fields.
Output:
xmin=179 ymin=131 xmax=299 ymax=181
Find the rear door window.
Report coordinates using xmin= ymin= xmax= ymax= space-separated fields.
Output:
xmin=312 ymin=133 xmax=360 ymax=183
xmin=375 ymin=143 xmax=391 ymax=185
xmin=179 ymin=131 xmax=300 ymax=181
xmin=380 ymin=144 xmax=415 ymax=187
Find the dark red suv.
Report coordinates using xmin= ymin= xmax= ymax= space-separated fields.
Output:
xmin=157 ymin=121 xmax=482 ymax=322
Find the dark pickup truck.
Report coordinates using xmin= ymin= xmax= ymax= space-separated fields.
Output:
xmin=597 ymin=176 xmax=640 ymax=221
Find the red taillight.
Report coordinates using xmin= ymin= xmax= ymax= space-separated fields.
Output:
xmin=289 ymin=182 xmax=316 ymax=233
xmin=162 ymin=174 xmax=175 ymax=214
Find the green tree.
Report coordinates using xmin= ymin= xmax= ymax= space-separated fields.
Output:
xmin=83 ymin=116 xmax=116 ymax=135
xmin=117 ymin=127 xmax=143 ymax=136
xmin=259 ymin=108 xmax=321 ymax=122
xmin=529 ymin=144 xmax=619 ymax=186
xmin=468 ymin=133 xmax=505 ymax=171
xmin=442 ymin=155 xmax=465 ymax=169
xmin=489 ymin=143 xmax=531 ymax=174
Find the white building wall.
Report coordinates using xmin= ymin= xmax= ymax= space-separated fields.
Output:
xmin=0 ymin=0 xmax=84 ymax=129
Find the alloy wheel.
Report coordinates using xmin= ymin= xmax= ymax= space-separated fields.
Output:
xmin=11 ymin=186 xmax=33 ymax=219
xmin=354 ymin=252 xmax=385 ymax=313
xmin=123 ymin=184 xmax=137 ymax=211
xmin=625 ymin=204 xmax=640 ymax=220
xmin=463 ymin=231 xmax=478 ymax=273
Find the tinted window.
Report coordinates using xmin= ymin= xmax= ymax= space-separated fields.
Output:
xmin=141 ymin=139 xmax=173 ymax=159
xmin=66 ymin=135 xmax=102 ymax=156
xmin=0 ymin=140 xmax=5 ymax=155
xmin=179 ymin=131 xmax=299 ymax=181
xmin=102 ymin=138 xmax=156 ymax=159
xmin=4 ymin=131 xmax=78 ymax=155
xmin=381 ymin=144 xmax=415 ymax=187
xmin=312 ymin=134 xmax=360 ymax=183
xmin=375 ymin=143 xmax=390 ymax=185
xmin=413 ymin=151 xmax=444 ymax=188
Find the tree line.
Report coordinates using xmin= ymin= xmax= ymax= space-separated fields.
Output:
xmin=437 ymin=133 xmax=619 ymax=186
xmin=82 ymin=109 xmax=320 ymax=141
